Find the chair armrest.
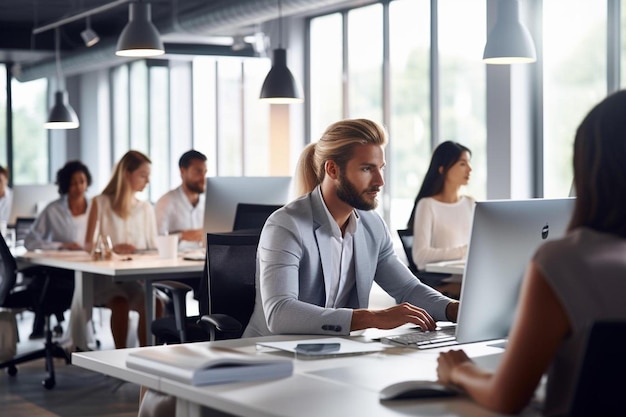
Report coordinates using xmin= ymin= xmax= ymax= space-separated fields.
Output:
xmin=152 ymin=280 xmax=194 ymax=293
xmin=198 ymin=314 xmax=242 ymax=341
xmin=153 ymin=280 xmax=194 ymax=342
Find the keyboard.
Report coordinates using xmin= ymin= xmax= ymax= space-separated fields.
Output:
xmin=380 ymin=326 xmax=458 ymax=349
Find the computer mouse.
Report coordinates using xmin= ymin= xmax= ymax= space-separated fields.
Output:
xmin=379 ymin=380 xmax=459 ymax=401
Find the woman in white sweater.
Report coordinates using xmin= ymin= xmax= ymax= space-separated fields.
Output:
xmin=407 ymin=141 xmax=474 ymax=272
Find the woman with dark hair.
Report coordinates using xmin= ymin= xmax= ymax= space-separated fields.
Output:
xmin=23 ymin=160 xmax=92 ymax=338
xmin=25 ymin=160 xmax=92 ymax=250
xmin=407 ymin=141 xmax=474 ymax=272
xmin=436 ymin=91 xmax=626 ymax=415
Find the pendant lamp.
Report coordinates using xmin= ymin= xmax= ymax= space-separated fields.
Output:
xmin=116 ymin=1 xmax=164 ymax=57
xmin=81 ymin=16 xmax=100 ymax=47
xmin=483 ymin=0 xmax=536 ymax=64
xmin=45 ymin=28 xmax=80 ymax=130
xmin=259 ymin=0 xmax=303 ymax=103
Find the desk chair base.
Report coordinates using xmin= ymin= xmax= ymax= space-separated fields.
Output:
xmin=0 ymin=316 xmax=71 ymax=389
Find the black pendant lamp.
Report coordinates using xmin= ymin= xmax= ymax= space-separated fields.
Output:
xmin=45 ymin=28 xmax=80 ymax=130
xmin=259 ymin=0 xmax=303 ymax=103
xmin=116 ymin=1 xmax=164 ymax=57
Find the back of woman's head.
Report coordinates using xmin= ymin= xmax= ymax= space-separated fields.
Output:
xmin=295 ymin=119 xmax=388 ymax=196
xmin=56 ymin=160 xmax=92 ymax=195
xmin=407 ymin=141 xmax=471 ymax=229
xmin=569 ymin=90 xmax=626 ymax=237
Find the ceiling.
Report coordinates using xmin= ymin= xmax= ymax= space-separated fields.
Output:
xmin=0 ymin=0 xmax=361 ymax=78
xmin=0 ymin=1 xmax=231 ymax=65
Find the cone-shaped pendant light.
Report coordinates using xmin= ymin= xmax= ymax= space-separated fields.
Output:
xmin=116 ymin=1 xmax=164 ymax=57
xmin=259 ymin=0 xmax=303 ymax=103
xmin=483 ymin=0 xmax=536 ymax=64
xmin=45 ymin=28 xmax=79 ymax=130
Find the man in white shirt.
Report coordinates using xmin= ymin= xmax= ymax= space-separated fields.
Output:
xmin=155 ymin=150 xmax=208 ymax=249
xmin=0 ymin=166 xmax=13 ymax=225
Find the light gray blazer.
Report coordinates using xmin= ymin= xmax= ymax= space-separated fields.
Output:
xmin=243 ymin=186 xmax=453 ymax=337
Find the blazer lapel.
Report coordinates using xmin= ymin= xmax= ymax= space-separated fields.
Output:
xmin=311 ymin=188 xmax=335 ymax=306
xmin=352 ymin=219 xmax=372 ymax=307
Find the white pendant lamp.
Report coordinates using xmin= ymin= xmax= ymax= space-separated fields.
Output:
xmin=116 ymin=1 xmax=164 ymax=57
xmin=483 ymin=0 xmax=536 ymax=64
xmin=45 ymin=28 xmax=80 ymax=130
xmin=259 ymin=0 xmax=303 ymax=103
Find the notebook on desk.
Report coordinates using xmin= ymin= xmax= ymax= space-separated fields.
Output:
xmin=381 ymin=197 xmax=575 ymax=349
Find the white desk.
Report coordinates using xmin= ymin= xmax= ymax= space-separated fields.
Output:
xmin=72 ymin=336 xmax=542 ymax=417
xmin=424 ymin=259 xmax=465 ymax=275
xmin=19 ymin=251 xmax=204 ymax=349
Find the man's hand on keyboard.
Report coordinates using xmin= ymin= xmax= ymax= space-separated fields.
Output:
xmin=351 ymin=302 xmax=437 ymax=332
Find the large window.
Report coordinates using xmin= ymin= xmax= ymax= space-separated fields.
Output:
xmin=438 ymin=0 xmax=486 ymax=203
xmin=309 ymin=13 xmax=343 ymax=142
xmin=308 ymin=0 xmax=487 ymax=230
xmin=543 ymin=0 xmax=606 ymax=197
xmin=347 ymin=3 xmax=383 ymax=122
xmin=388 ymin=0 xmax=431 ymax=229
xmin=11 ymin=78 xmax=48 ymax=184
xmin=192 ymin=56 xmax=271 ymax=177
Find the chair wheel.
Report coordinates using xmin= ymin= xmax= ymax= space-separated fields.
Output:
xmin=42 ymin=377 xmax=55 ymax=389
xmin=7 ymin=365 xmax=17 ymax=376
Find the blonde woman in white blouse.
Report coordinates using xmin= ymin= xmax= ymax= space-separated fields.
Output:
xmin=85 ymin=150 xmax=160 ymax=349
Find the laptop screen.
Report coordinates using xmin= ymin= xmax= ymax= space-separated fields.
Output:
xmin=455 ymin=197 xmax=575 ymax=344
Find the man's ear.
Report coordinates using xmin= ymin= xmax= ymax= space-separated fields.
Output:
xmin=325 ymin=160 xmax=340 ymax=180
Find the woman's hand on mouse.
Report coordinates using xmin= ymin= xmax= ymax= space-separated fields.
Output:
xmin=437 ymin=349 xmax=472 ymax=385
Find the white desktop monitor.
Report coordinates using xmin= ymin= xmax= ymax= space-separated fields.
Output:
xmin=203 ymin=176 xmax=292 ymax=233
xmin=455 ymin=197 xmax=576 ymax=344
xmin=9 ymin=184 xmax=59 ymax=225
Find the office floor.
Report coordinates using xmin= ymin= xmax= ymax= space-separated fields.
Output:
xmin=1 ymin=310 xmax=140 ymax=417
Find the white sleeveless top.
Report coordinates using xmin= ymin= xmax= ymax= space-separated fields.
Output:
xmin=533 ymin=227 xmax=626 ymax=416
xmin=93 ymin=194 xmax=158 ymax=250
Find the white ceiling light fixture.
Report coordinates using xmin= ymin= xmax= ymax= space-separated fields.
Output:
xmin=45 ymin=28 xmax=80 ymax=130
xmin=116 ymin=1 xmax=164 ymax=57
xmin=259 ymin=0 xmax=303 ymax=104
xmin=483 ymin=0 xmax=536 ymax=64
xmin=80 ymin=15 xmax=100 ymax=47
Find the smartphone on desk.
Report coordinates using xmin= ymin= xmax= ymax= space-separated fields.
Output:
xmin=294 ymin=343 xmax=341 ymax=355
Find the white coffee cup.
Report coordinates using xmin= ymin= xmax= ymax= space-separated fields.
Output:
xmin=156 ymin=235 xmax=179 ymax=259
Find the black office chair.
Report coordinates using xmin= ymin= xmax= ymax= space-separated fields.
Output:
xmin=396 ymin=229 xmax=452 ymax=288
xmin=151 ymin=232 xmax=260 ymax=344
xmin=0 ymin=234 xmax=72 ymax=389
xmin=232 ymin=203 xmax=282 ymax=232
xmin=560 ymin=320 xmax=626 ymax=417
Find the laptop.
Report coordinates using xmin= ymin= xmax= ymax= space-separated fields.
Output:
xmin=381 ymin=197 xmax=575 ymax=349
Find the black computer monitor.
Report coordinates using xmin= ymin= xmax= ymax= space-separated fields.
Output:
xmin=455 ymin=197 xmax=576 ymax=344
xmin=203 ymin=176 xmax=292 ymax=233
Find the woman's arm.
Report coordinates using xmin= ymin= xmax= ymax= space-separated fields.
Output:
xmin=437 ymin=261 xmax=570 ymax=414
xmin=84 ymin=198 xmax=99 ymax=252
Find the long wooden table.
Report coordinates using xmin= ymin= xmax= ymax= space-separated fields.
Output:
xmin=19 ymin=250 xmax=205 ymax=350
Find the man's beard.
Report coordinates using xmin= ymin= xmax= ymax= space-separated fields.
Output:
xmin=185 ymin=180 xmax=204 ymax=194
xmin=336 ymin=171 xmax=378 ymax=211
